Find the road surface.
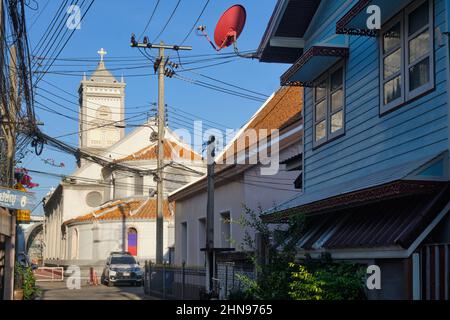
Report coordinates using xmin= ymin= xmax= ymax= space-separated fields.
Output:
xmin=38 ymin=281 xmax=152 ymax=300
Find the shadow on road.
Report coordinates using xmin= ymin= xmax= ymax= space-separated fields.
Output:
xmin=37 ymin=281 xmax=154 ymax=300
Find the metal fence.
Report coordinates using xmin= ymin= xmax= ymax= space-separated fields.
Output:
xmin=144 ymin=262 xmax=206 ymax=300
xmin=216 ymin=262 xmax=255 ymax=299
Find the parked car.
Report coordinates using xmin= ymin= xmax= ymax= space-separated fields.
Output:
xmin=101 ymin=252 xmax=143 ymax=287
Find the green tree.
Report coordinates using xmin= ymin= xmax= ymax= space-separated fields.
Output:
xmin=233 ymin=206 xmax=366 ymax=300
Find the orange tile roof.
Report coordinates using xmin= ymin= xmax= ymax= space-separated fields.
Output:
xmin=247 ymin=86 xmax=302 ymax=131
xmin=114 ymin=140 xmax=202 ymax=163
xmin=65 ymin=198 xmax=172 ymax=224
xmin=217 ymin=86 xmax=302 ymax=163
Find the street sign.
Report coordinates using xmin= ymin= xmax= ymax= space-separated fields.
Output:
xmin=0 ymin=186 xmax=37 ymax=211
xmin=17 ymin=209 xmax=31 ymax=224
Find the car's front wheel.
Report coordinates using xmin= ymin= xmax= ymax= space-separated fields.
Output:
xmin=107 ymin=278 xmax=114 ymax=287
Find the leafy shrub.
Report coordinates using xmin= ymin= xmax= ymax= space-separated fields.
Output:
xmin=288 ymin=263 xmax=323 ymax=300
xmin=313 ymin=263 xmax=366 ymax=300
xmin=15 ymin=265 xmax=40 ymax=300
xmin=234 ymin=206 xmax=366 ymax=300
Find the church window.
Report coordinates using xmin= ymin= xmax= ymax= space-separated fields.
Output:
xmin=86 ymin=191 xmax=103 ymax=207
xmin=127 ymin=228 xmax=138 ymax=256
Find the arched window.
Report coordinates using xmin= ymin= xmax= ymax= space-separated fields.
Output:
xmin=127 ymin=228 xmax=138 ymax=256
xmin=71 ymin=228 xmax=79 ymax=260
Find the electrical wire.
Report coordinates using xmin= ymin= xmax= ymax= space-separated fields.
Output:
xmin=28 ymin=0 xmax=50 ymax=31
xmin=34 ymin=0 xmax=95 ymax=86
xmin=174 ymin=73 xmax=265 ymax=102
xmin=180 ymin=0 xmax=210 ymax=45
xmin=139 ymin=0 xmax=160 ymax=40
xmin=31 ymin=49 xmax=257 ymax=62
xmin=31 ymin=0 xmax=68 ymax=61
xmin=152 ymin=0 xmax=181 ymax=42
xmin=39 ymin=78 xmax=155 ymax=111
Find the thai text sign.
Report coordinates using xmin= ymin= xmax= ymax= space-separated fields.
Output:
xmin=0 ymin=186 xmax=36 ymax=210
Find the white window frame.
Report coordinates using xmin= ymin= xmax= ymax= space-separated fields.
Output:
xmin=380 ymin=16 xmax=405 ymax=112
xmin=312 ymin=62 xmax=346 ymax=148
xmin=380 ymin=0 xmax=434 ymax=114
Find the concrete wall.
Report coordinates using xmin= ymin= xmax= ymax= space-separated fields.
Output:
xmin=366 ymin=259 xmax=410 ymax=300
xmin=174 ymin=180 xmax=245 ymax=267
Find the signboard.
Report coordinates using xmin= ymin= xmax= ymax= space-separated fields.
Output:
xmin=0 ymin=186 xmax=37 ymax=211
xmin=16 ymin=210 xmax=31 ymax=224
xmin=13 ymin=184 xmax=32 ymax=223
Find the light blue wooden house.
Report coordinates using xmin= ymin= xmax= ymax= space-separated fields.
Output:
xmin=258 ymin=0 xmax=450 ymax=300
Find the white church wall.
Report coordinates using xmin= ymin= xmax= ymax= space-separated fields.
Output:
xmin=113 ymin=172 xmax=132 ymax=199
xmin=63 ymin=187 xmax=106 ymax=221
xmin=66 ymin=220 xmax=173 ymax=263
xmin=77 ymin=223 xmax=94 ymax=260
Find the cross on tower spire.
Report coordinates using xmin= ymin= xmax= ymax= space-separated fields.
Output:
xmin=97 ymin=48 xmax=107 ymax=61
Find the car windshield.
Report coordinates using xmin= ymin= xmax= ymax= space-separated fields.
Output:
xmin=110 ymin=256 xmax=136 ymax=265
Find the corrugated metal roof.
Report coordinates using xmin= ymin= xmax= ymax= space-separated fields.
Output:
xmin=265 ymin=152 xmax=446 ymax=216
xmin=299 ymin=184 xmax=450 ymax=250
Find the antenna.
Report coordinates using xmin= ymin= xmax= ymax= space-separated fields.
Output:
xmin=197 ymin=4 xmax=255 ymax=58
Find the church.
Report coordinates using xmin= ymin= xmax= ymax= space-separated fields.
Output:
xmin=43 ymin=49 xmax=205 ymax=264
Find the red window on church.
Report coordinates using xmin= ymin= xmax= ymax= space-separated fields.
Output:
xmin=127 ymin=228 xmax=138 ymax=256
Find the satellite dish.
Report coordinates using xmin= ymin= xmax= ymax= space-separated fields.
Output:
xmin=214 ymin=5 xmax=246 ymax=50
xmin=198 ymin=4 xmax=253 ymax=57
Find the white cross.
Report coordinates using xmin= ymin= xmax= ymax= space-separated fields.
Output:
xmin=97 ymin=48 xmax=107 ymax=61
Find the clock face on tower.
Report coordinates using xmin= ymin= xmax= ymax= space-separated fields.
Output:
xmin=84 ymin=99 xmax=122 ymax=148
xmin=96 ymin=106 xmax=112 ymax=124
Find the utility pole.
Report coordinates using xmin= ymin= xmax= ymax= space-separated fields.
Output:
xmin=205 ymin=135 xmax=215 ymax=293
xmin=130 ymin=36 xmax=192 ymax=264
xmin=1 ymin=0 xmax=19 ymax=297
xmin=156 ymin=43 xmax=165 ymax=266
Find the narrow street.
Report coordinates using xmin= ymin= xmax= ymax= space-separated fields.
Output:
xmin=38 ymin=282 xmax=152 ymax=300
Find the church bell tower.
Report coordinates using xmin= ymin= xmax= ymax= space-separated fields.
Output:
xmin=78 ymin=48 xmax=126 ymax=153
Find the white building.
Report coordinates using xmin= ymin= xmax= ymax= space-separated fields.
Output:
xmin=43 ymin=50 xmax=205 ymax=265
xmin=169 ymin=87 xmax=303 ymax=267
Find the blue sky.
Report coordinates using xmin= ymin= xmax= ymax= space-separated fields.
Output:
xmin=22 ymin=0 xmax=288 ymax=214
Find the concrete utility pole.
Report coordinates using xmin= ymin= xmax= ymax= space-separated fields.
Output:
xmin=156 ymin=43 xmax=165 ymax=266
xmin=130 ymin=37 xmax=191 ymax=264
xmin=205 ymin=135 xmax=216 ymax=292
